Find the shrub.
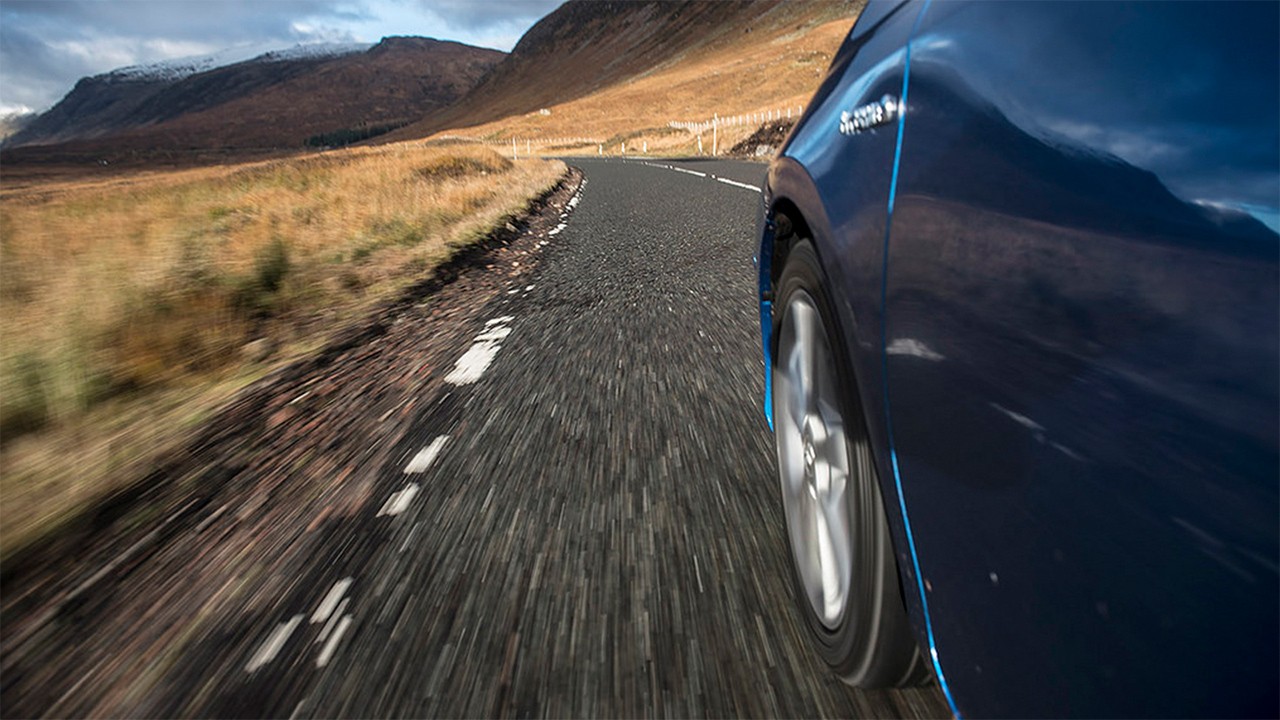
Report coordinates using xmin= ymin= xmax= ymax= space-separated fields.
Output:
xmin=230 ymin=237 xmax=291 ymax=319
xmin=415 ymin=151 xmax=513 ymax=181
xmin=0 ymin=352 xmax=50 ymax=442
xmin=304 ymin=122 xmax=408 ymax=148
xmin=255 ymin=237 xmax=290 ymax=294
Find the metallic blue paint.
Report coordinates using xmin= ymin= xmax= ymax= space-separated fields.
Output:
xmin=763 ymin=0 xmax=938 ymax=674
xmin=874 ymin=2 xmax=962 ymax=715
xmin=759 ymin=1 xmax=1279 ymax=716
xmin=756 ymin=209 xmax=775 ymax=429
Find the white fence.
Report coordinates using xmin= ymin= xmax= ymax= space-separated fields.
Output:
xmin=429 ymin=134 xmax=612 ymax=160
xmin=432 ymin=135 xmax=603 ymax=148
xmin=668 ymin=104 xmax=805 ymax=155
xmin=668 ymin=105 xmax=805 ymax=136
xmin=427 ymin=103 xmax=805 ymax=158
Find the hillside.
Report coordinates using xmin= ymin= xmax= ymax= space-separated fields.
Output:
xmin=3 ymin=37 xmax=504 ymax=158
xmin=2 ymin=0 xmax=863 ymax=168
xmin=388 ymin=0 xmax=862 ymax=153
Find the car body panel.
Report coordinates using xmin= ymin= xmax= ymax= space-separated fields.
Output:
xmin=763 ymin=1 xmax=1279 ymax=716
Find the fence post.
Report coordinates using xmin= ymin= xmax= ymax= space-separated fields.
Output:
xmin=512 ymin=137 xmax=517 ymax=160
xmin=697 ymin=135 xmax=703 ymax=155
xmin=643 ymin=140 xmax=647 ymax=154
xmin=713 ymin=114 xmax=718 ymax=156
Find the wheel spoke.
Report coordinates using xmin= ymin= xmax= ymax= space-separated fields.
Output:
xmin=784 ymin=347 xmax=809 ymax=426
xmin=793 ymin=490 xmax=826 ymax=614
xmin=816 ymin=418 xmax=850 ymax=482
xmin=777 ymin=407 xmax=806 ymax=492
xmin=812 ymin=501 xmax=845 ymax=624
xmin=791 ymin=302 xmax=819 ymax=416
xmin=818 ymin=475 xmax=851 ymax=613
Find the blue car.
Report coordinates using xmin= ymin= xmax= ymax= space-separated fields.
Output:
xmin=756 ymin=1 xmax=1278 ymax=717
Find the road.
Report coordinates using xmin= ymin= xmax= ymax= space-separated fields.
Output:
xmin=1 ymin=157 xmax=950 ymax=718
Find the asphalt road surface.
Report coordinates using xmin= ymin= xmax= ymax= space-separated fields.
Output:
xmin=2 ymin=157 xmax=951 ymax=718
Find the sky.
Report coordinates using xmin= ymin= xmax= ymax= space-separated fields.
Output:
xmin=0 ymin=0 xmax=564 ymax=116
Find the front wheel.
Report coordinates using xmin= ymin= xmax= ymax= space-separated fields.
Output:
xmin=772 ymin=239 xmax=928 ymax=688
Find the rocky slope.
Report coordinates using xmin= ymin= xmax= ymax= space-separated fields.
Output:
xmin=3 ymin=37 xmax=504 ymax=155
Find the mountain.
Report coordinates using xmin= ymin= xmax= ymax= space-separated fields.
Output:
xmin=0 ymin=110 xmax=37 ymax=142
xmin=3 ymin=37 xmax=504 ymax=155
xmin=3 ymin=0 xmax=860 ymax=164
xmin=387 ymin=0 xmax=858 ymax=141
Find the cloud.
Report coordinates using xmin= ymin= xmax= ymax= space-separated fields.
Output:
xmin=0 ymin=22 xmax=104 ymax=111
xmin=2 ymin=1 xmax=350 ymax=43
xmin=415 ymin=0 xmax=562 ymax=30
xmin=0 ymin=0 xmax=559 ymax=112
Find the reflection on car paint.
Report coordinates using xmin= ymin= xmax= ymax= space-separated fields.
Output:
xmin=760 ymin=1 xmax=1278 ymax=716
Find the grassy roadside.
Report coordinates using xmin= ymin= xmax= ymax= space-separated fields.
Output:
xmin=0 ymin=143 xmax=565 ymax=559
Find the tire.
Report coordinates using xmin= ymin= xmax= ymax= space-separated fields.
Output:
xmin=771 ymin=238 xmax=928 ymax=688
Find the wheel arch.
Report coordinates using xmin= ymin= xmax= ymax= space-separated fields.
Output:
xmin=759 ymin=157 xmax=839 ymax=431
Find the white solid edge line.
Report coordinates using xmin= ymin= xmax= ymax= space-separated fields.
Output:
xmin=404 ymin=435 xmax=450 ymax=474
xmin=316 ymin=614 xmax=354 ymax=668
xmin=311 ymin=577 xmax=354 ymax=624
xmin=245 ymin=614 xmax=305 ymax=673
xmin=640 ymin=160 xmax=762 ymax=193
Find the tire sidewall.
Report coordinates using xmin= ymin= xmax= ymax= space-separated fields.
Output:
xmin=772 ymin=240 xmax=868 ymax=671
xmin=771 ymin=239 xmax=919 ymax=687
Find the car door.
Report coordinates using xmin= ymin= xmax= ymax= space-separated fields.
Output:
xmin=882 ymin=2 xmax=1278 ymax=716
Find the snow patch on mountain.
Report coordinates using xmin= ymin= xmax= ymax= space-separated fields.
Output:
xmin=105 ymin=42 xmax=372 ymax=83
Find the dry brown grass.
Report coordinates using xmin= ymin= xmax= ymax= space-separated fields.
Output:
xmin=422 ymin=14 xmax=854 ymax=157
xmin=0 ymin=143 xmax=563 ymax=556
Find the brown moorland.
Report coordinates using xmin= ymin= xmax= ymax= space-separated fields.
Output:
xmin=393 ymin=0 xmax=861 ymax=157
xmin=0 ymin=145 xmax=563 ymax=556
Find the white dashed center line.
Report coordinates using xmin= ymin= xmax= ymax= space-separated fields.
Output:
xmin=245 ymin=614 xmax=304 ymax=673
xmin=316 ymin=598 xmax=349 ymax=644
xmin=404 ymin=435 xmax=449 ymax=474
xmin=377 ymin=483 xmax=421 ymax=517
xmin=444 ymin=316 xmax=515 ymax=385
xmin=672 ymin=166 xmax=707 ymax=178
xmin=311 ymin=577 xmax=353 ymax=624
xmin=316 ymin=614 xmax=353 ymax=668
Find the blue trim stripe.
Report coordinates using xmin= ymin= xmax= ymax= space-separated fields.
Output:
xmin=762 ymin=299 xmax=774 ymax=431
xmin=879 ymin=2 xmax=962 ymax=717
